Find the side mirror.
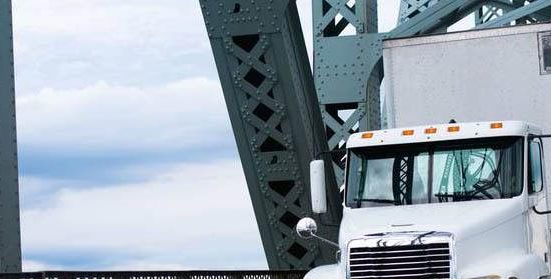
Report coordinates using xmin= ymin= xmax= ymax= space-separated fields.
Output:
xmin=296 ymin=217 xmax=317 ymax=239
xmin=296 ymin=217 xmax=339 ymax=248
xmin=310 ymin=160 xmax=327 ymax=214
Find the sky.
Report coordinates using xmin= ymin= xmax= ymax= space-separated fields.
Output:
xmin=8 ymin=0 xmax=432 ymax=271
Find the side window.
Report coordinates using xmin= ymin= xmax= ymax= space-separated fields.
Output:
xmin=539 ymin=32 xmax=551 ymax=75
xmin=529 ymin=139 xmax=544 ymax=194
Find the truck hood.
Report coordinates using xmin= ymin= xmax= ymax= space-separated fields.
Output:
xmin=339 ymin=197 xmax=526 ymax=244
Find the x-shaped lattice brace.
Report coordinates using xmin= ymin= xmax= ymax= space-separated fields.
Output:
xmin=316 ymin=0 xmax=365 ymax=37
xmin=475 ymin=0 xmax=550 ymax=25
xmin=392 ymin=156 xmax=414 ymax=205
xmin=202 ymin=0 xmax=341 ymax=269
xmin=399 ymin=0 xmax=440 ymax=23
xmin=313 ymin=29 xmax=383 ymax=185
xmin=226 ymin=36 xmax=323 ymax=268
xmin=313 ymin=0 xmax=382 ymax=187
xmin=475 ymin=5 xmax=503 ymax=24
xmin=322 ymin=103 xmax=368 ymax=181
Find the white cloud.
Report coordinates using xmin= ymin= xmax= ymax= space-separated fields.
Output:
xmin=16 ymin=77 xmax=233 ymax=152
xmin=12 ymin=1 xmax=207 ymax=49
xmin=12 ymin=1 xmax=217 ymax=96
xmin=23 ymin=260 xmax=62 ymax=272
xmin=21 ymin=159 xmax=267 ymax=270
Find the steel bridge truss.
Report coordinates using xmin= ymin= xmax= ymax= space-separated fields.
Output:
xmin=201 ymin=0 xmax=551 ymax=270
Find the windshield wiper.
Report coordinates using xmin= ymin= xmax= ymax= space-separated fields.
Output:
xmin=354 ymin=198 xmax=396 ymax=204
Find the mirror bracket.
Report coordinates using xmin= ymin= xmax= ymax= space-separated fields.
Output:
xmin=311 ymin=233 xmax=339 ymax=249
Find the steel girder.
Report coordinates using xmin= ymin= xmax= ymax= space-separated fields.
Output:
xmin=474 ymin=1 xmax=551 ymax=26
xmin=312 ymin=0 xmax=382 ymax=186
xmin=0 ymin=0 xmax=21 ymax=273
xmin=399 ymin=0 xmax=440 ymax=24
xmin=199 ymin=0 xmax=341 ymax=270
xmin=476 ymin=0 xmax=551 ymax=28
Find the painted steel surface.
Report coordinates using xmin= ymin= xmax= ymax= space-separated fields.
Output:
xmin=312 ymin=0 xmax=382 ymax=186
xmin=0 ymin=0 xmax=21 ymax=273
xmin=199 ymin=0 xmax=341 ymax=269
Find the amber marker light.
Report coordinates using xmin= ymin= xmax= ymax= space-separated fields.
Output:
xmin=362 ymin=132 xmax=374 ymax=139
xmin=490 ymin=122 xmax=503 ymax=129
xmin=425 ymin=127 xmax=437 ymax=134
xmin=402 ymin=130 xmax=414 ymax=136
xmin=448 ymin=126 xmax=460 ymax=132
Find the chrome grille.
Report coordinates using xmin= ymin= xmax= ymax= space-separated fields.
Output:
xmin=348 ymin=232 xmax=453 ymax=279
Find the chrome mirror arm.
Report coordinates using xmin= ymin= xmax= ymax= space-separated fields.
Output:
xmin=311 ymin=233 xmax=339 ymax=249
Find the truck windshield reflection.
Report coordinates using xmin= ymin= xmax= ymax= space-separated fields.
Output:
xmin=346 ymin=137 xmax=524 ymax=208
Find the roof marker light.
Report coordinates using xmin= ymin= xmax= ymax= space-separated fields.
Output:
xmin=490 ymin=122 xmax=503 ymax=129
xmin=448 ymin=126 xmax=460 ymax=132
xmin=425 ymin=128 xmax=437 ymax=134
xmin=362 ymin=132 xmax=374 ymax=139
xmin=402 ymin=130 xmax=414 ymax=136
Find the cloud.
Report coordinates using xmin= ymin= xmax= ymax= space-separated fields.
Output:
xmin=16 ymin=77 xmax=234 ymax=153
xmin=12 ymin=1 xmax=217 ymax=96
xmin=12 ymin=1 xmax=206 ymax=47
xmin=22 ymin=260 xmax=62 ymax=272
xmin=21 ymin=159 xmax=267 ymax=270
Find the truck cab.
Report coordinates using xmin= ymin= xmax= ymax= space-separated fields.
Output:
xmin=299 ymin=121 xmax=551 ymax=278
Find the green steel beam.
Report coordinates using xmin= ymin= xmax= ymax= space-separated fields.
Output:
xmin=477 ymin=0 xmax=551 ymax=28
xmin=0 ymin=0 xmax=21 ymax=272
xmin=392 ymin=0 xmax=480 ymax=37
xmin=399 ymin=0 xmax=439 ymax=24
xmin=312 ymin=0 xmax=382 ymax=186
xmin=201 ymin=0 xmax=551 ymax=270
xmin=199 ymin=0 xmax=341 ymax=270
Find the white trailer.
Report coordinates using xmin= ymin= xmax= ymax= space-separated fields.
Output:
xmin=297 ymin=23 xmax=551 ymax=278
xmin=383 ymin=22 xmax=551 ymax=129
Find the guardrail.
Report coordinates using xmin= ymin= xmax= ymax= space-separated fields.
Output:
xmin=0 ymin=271 xmax=307 ymax=279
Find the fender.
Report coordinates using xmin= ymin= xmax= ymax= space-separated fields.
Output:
xmin=304 ymin=264 xmax=342 ymax=279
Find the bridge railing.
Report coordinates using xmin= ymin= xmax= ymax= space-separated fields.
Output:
xmin=0 ymin=271 xmax=306 ymax=279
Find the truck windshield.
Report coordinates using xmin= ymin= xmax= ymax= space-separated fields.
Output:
xmin=346 ymin=137 xmax=523 ymax=208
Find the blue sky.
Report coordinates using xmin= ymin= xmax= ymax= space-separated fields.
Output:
xmin=12 ymin=0 xmax=402 ymax=271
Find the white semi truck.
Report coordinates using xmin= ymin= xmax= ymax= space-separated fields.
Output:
xmin=297 ymin=23 xmax=551 ymax=278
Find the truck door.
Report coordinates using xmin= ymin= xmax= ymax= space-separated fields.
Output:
xmin=528 ymin=137 xmax=550 ymax=266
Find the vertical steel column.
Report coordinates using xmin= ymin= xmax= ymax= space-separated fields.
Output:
xmin=200 ymin=0 xmax=341 ymax=269
xmin=0 ymin=0 xmax=21 ymax=273
xmin=312 ymin=0 xmax=382 ymax=186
